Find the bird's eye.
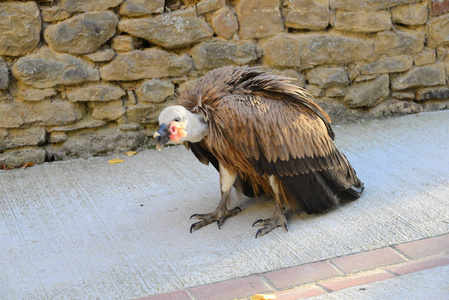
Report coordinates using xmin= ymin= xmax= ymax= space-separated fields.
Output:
xmin=174 ymin=117 xmax=180 ymax=122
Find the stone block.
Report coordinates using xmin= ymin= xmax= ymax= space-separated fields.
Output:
xmin=0 ymin=100 xmax=83 ymax=128
xmin=100 ymin=49 xmax=192 ymax=81
xmin=127 ymin=104 xmax=161 ymax=124
xmin=436 ymin=47 xmax=447 ymax=61
xmin=49 ymin=118 xmax=106 ymax=132
xmin=66 ymin=84 xmax=126 ymax=102
xmin=361 ymin=55 xmax=413 ymax=75
xmin=27 ymin=100 xmax=84 ymax=126
xmin=61 ymin=0 xmax=123 ymax=13
xmin=305 ymin=84 xmax=324 ymax=97
xmin=118 ymin=8 xmax=213 ymax=49
xmin=119 ymin=0 xmax=164 ymax=16
xmin=0 ymin=103 xmax=26 ymax=128
xmin=0 ymin=147 xmax=46 ymax=167
xmin=260 ymin=34 xmax=302 ymax=67
xmin=44 ymin=11 xmax=118 ymax=55
xmin=325 ymin=86 xmax=346 ymax=97
xmin=306 ymin=67 xmax=349 ymax=88
xmin=0 ymin=2 xmax=41 ymax=56
xmin=197 ymin=0 xmax=225 ymax=14
xmin=375 ymin=30 xmax=424 ymax=56
xmin=111 ymin=36 xmax=136 ymax=52
xmin=391 ymin=2 xmax=428 ymax=25
xmin=330 ymin=0 xmax=422 ymax=11
xmin=354 ymin=74 xmax=378 ymax=82
xmin=12 ymin=48 xmax=99 ymax=88
xmin=427 ymin=14 xmax=449 ymax=48
xmin=191 ymin=40 xmax=261 ymax=71
xmin=14 ymin=87 xmax=57 ymax=101
xmin=212 ymin=7 xmax=238 ymax=40
xmin=91 ymin=101 xmax=126 ymax=121
xmin=42 ymin=7 xmax=71 ymax=22
xmin=284 ymin=0 xmax=329 ymax=30
xmin=0 ymin=62 xmax=9 ymax=90
xmin=416 ymin=87 xmax=449 ymax=101
xmin=414 ymin=50 xmax=436 ymax=66
xmin=392 ymin=91 xmax=415 ymax=100
xmin=236 ymin=0 xmax=284 ymax=39
xmin=300 ymin=34 xmax=373 ymax=66
xmin=62 ymin=127 xmax=145 ymax=157
xmin=391 ymin=63 xmax=446 ymax=90
xmin=49 ymin=132 xmax=69 ymax=144
xmin=370 ymin=100 xmax=423 ymax=119
xmin=84 ymin=48 xmax=115 ymax=62
xmin=334 ymin=10 xmax=391 ymax=33
xmin=430 ymin=0 xmax=449 ymax=16
xmin=0 ymin=128 xmax=46 ymax=151
xmin=344 ymin=74 xmax=389 ymax=108
xmin=136 ymin=80 xmax=174 ymax=103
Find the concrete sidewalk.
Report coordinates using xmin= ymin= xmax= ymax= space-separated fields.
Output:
xmin=1 ymin=111 xmax=449 ymax=299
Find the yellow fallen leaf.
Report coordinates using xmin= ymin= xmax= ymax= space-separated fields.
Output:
xmin=125 ymin=151 xmax=138 ymax=157
xmin=108 ymin=159 xmax=124 ymax=164
xmin=22 ymin=162 xmax=35 ymax=169
xmin=250 ymin=294 xmax=276 ymax=300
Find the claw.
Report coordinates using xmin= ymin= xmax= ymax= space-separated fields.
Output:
xmin=252 ymin=219 xmax=263 ymax=227
xmin=253 ymin=210 xmax=288 ymax=238
xmin=189 ymin=206 xmax=242 ymax=233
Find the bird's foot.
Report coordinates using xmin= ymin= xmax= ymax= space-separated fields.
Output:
xmin=190 ymin=206 xmax=242 ymax=233
xmin=252 ymin=211 xmax=288 ymax=238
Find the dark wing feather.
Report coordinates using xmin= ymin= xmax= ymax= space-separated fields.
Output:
xmin=217 ymin=95 xmax=362 ymax=212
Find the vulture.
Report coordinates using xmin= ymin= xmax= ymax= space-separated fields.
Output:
xmin=155 ymin=66 xmax=364 ymax=237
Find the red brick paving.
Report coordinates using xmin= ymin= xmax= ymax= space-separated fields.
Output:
xmin=318 ymin=269 xmax=396 ymax=291
xmin=386 ymin=254 xmax=449 ymax=276
xmin=140 ymin=234 xmax=449 ymax=300
xmin=330 ymin=247 xmax=405 ymax=273
xmin=140 ymin=290 xmax=192 ymax=300
xmin=273 ymin=284 xmax=326 ymax=299
xmin=262 ymin=261 xmax=341 ymax=289
xmin=189 ymin=276 xmax=271 ymax=300
xmin=394 ymin=234 xmax=449 ymax=259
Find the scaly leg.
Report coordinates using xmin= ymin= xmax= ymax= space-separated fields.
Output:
xmin=252 ymin=176 xmax=288 ymax=238
xmin=190 ymin=164 xmax=241 ymax=233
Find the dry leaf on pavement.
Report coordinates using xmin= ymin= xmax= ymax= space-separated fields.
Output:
xmin=108 ymin=159 xmax=124 ymax=164
xmin=125 ymin=151 xmax=138 ymax=157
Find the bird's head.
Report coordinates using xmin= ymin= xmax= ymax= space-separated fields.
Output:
xmin=154 ymin=105 xmax=208 ymax=150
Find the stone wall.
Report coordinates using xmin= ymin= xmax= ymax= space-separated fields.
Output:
xmin=1 ymin=0 xmax=449 ymax=167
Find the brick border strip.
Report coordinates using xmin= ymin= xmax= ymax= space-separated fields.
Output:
xmin=140 ymin=234 xmax=449 ymax=300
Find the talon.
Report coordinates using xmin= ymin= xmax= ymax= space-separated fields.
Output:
xmin=189 ymin=206 xmax=242 ymax=233
xmin=255 ymin=228 xmax=263 ymax=238
xmin=252 ymin=219 xmax=263 ymax=227
xmin=190 ymin=222 xmax=197 ymax=233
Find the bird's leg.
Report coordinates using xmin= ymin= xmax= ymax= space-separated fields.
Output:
xmin=190 ymin=164 xmax=241 ymax=233
xmin=252 ymin=176 xmax=288 ymax=238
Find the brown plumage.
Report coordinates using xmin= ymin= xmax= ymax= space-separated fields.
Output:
xmin=156 ymin=66 xmax=364 ymax=237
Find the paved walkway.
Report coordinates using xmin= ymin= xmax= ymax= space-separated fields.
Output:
xmin=143 ymin=234 xmax=448 ymax=299
xmin=1 ymin=111 xmax=449 ymax=299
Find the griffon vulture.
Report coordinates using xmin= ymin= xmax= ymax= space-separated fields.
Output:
xmin=155 ymin=66 xmax=364 ymax=237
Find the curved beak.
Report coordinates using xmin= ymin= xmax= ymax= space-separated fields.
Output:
xmin=154 ymin=123 xmax=170 ymax=151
